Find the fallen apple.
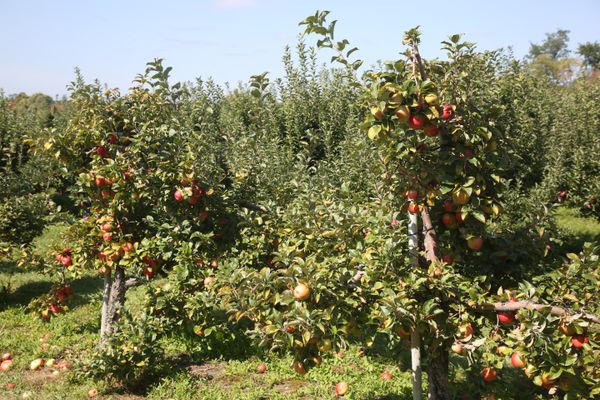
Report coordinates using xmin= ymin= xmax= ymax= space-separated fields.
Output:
xmin=257 ymin=362 xmax=267 ymax=374
xmin=30 ymin=357 xmax=45 ymax=371
xmin=0 ymin=359 xmax=13 ymax=371
xmin=335 ymin=381 xmax=349 ymax=396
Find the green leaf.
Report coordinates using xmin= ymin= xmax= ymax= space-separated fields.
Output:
xmin=368 ymin=125 xmax=382 ymax=140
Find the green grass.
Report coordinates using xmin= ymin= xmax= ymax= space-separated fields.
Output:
xmin=554 ymin=207 xmax=600 ymax=251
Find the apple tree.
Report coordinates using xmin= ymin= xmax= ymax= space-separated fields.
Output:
xmin=30 ymin=59 xmax=235 ymax=348
xmin=300 ymin=11 xmax=599 ymax=399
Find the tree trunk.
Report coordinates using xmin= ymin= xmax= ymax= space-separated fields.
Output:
xmin=100 ymin=266 xmax=126 ymax=345
xmin=410 ymin=329 xmax=423 ymax=400
xmin=427 ymin=346 xmax=451 ymax=400
xmin=407 ymin=210 xmax=423 ymax=400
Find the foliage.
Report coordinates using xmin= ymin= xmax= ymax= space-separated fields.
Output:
xmin=0 ymin=193 xmax=54 ymax=246
xmin=578 ymin=41 xmax=600 ymax=70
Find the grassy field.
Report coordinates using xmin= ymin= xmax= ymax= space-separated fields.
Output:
xmin=0 ymin=207 xmax=598 ymax=399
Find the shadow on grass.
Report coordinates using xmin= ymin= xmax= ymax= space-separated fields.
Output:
xmin=0 ymin=261 xmax=104 ymax=311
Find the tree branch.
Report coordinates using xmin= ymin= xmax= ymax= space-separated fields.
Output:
xmin=125 ymin=277 xmax=144 ymax=289
xmin=477 ymin=301 xmax=600 ymax=324
xmin=238 ymin=201 xmax=270 ymax=213
xmin=420 ymin=205 xmax=440 ymax=262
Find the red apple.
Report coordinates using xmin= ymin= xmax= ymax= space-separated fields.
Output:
xmin=467 ymin=237 xmax=483 ymax=250
xmin=101 ymin=223 xmax=112 ymax=232
xmin=5 ymin=383 xmax=15 ymax=390
xmin=1 ymin=353 xmax=12 ymax=362
xmin=122 ymin=242 xmax=134 ymax=253
xmin=408 ymin=115 xmax=426 ymax=130
xmin=335 ymin=381 xmax=349 ymax=396
xmin=442 ymin=213 xmax=457 ymax=227
xmin=455 ymin=211 xmax=464 ymax=224
xmin=381 ymin=371 xmax=392 ymax=380
xmin=108 ymin=134 xmax=118 ymax=144
xmin=408 ymin=203 xmax=421 ymax=214
xmin=423 ymin=124 xmax=439 ymax=137
xmin=95 ymin=146 xmax=108 ymax=157
xmin=49 ymin=304 xmax=62 ymax=314
xmin=511 ymin=352 xmax=525 ymax=368
xmin=571 ymin=335 xmax=589 ymax=349
xmin=144 ymin=267 xmax=155 ymax=279
xmin=481 ymin=367 xmax=497 ymax=382
xmin=88 ymin=388 xmax=98 ymax=398
xmin=56 ymin=289 xmax=67 ymax=303
xmin=442 ymin=104 xmax=453 ymax=120
xmin=257 ymin=363 xmax=267 ymax=374
xmin=451 ymin=343 xmax=463 ymax=354
xmin=100 ymin=189 xmax=115 ymax=199
xmin=405 ymin=190 xmax=418 ymax=200
xmin=143 ymin=256 xmax=157 ymax=266
xmin=293 ymin=360 xmax=306 ymax=375
xmin=443 ymin=200 xmax=454 ymax=212
xmin=442 ymin=254 xmax=453 ymax=265
xmin=0 ymin=359 xmax=13 ymax=371
xmin=95 ymin=176 xmax=106 ymax=187
xmin=102 ymin=232 xmax=113 ymax=241
xmin=60 ymin=255 xmax=72 ymax=267
xmin=174 ymin=189 xmax=184 ymax=202
xmin=497 ymin=311 xmax=515 ymax=324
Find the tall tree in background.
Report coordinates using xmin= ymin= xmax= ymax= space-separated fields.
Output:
xmin=528 ymin=29 xmax=578 ymax=83
xmin=578 ymin=41 xmax=600 ymax=70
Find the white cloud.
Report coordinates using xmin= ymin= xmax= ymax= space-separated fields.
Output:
xmin=213 ymin=0 xmax=257 ymax=10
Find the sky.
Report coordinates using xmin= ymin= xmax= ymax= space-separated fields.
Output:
xmin=1 ymin=0 xmax=599 ymax=97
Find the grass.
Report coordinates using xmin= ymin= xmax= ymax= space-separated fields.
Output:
xmin=554 ymin=207 xmax=600 ymax=251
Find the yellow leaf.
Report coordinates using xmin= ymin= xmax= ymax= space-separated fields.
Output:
xmin=368 ymin=125 xmax=382 ymax=140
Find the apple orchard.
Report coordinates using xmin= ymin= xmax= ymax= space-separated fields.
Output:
xmin=4 ymin=10 xmax=599 ymax=400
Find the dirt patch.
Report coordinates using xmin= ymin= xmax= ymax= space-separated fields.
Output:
xmin=104 ymin=394 xmax=145 ymax=399
xmin=22 ymin=368 xmax=62 ymax=388
xmin=187 ymin=361 xmax=226 ymax=381
xmin=272 ymin=379 xmax=309 ymax=395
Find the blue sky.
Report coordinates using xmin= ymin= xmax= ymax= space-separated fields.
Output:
xmin=1 ymin=0 xmax=599 ymax=96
